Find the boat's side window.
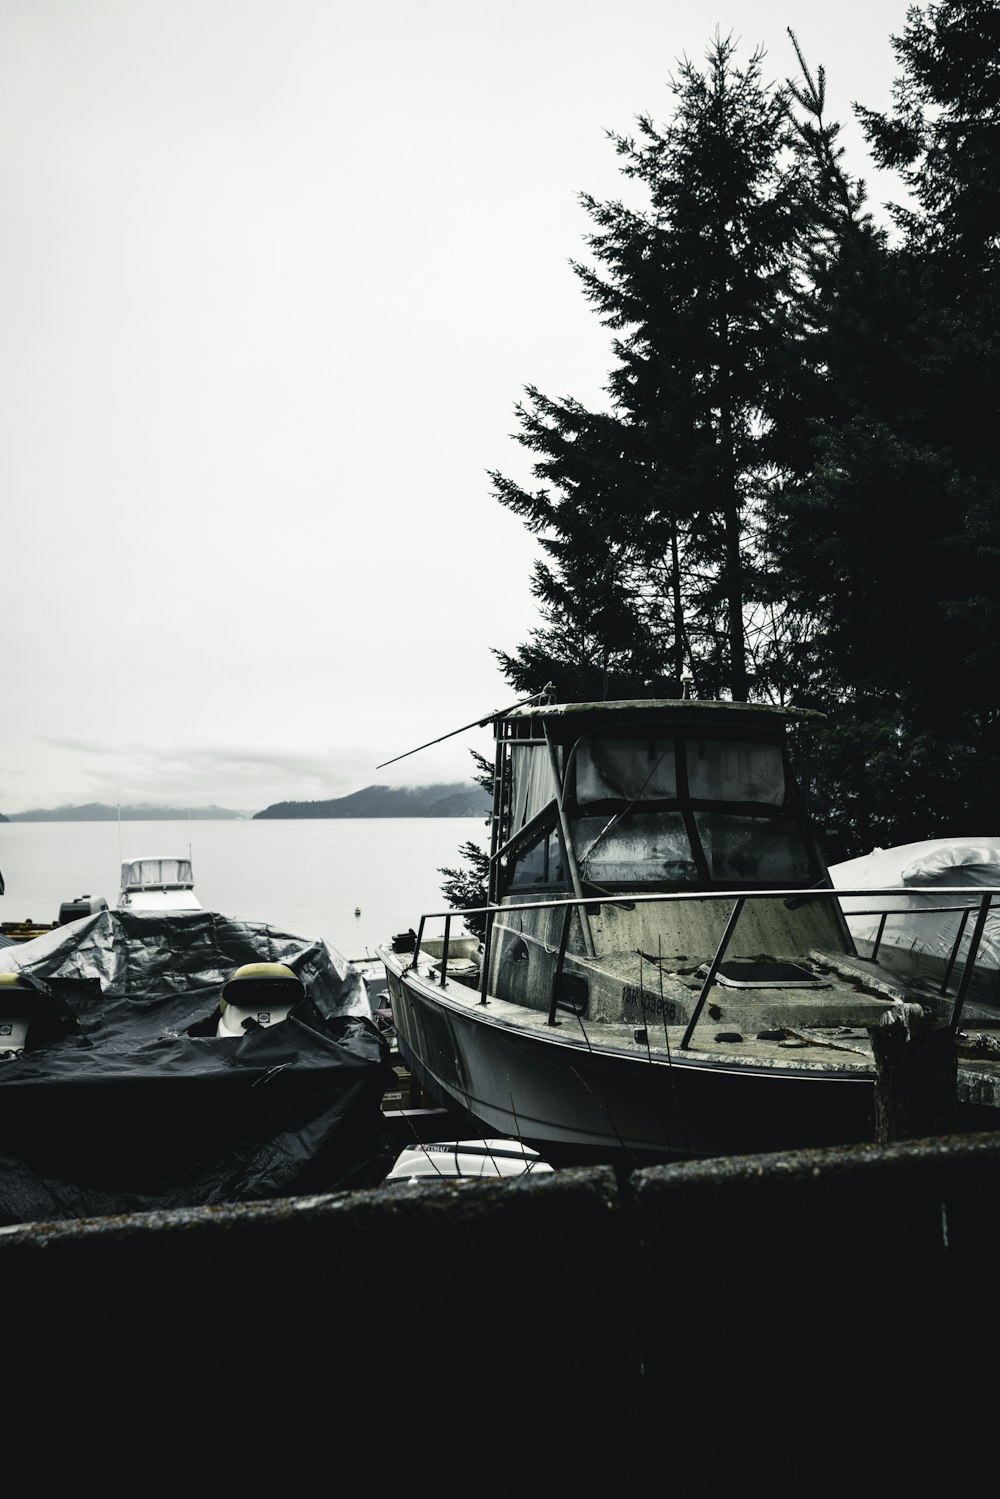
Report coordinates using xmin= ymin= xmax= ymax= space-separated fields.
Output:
xmin=508 ymin=827 xmax=566 ymax=890
xmin=508 ymin=742 xmax=559 ymax=831
xmin=510 ymin=835 xmax=545 ymax=887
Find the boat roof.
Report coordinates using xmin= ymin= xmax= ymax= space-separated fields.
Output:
xmin=122 ymin=857 xmax=193 ymax=869
xmin=120 ymin=855 xmax=193 ymax=871
xmin=120 ymin=856 xmax=195 ymax=888
xmin=502 ymin=697 xmax=824 ymax=724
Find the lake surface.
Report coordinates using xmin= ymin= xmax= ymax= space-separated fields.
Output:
xmin=0 ymin=818 xmax=489 ymax=962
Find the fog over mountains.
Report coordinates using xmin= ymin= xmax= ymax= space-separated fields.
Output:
xmin=2 ymin=784 xmax=491 ymax=822
xmin=253 ymin=783 xmax=491 ymax=819
xmin=2 ymin=804 xmax=245 ymax=822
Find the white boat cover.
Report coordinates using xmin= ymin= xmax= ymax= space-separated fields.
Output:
xmin=829 ymin=839 xmax=1000 ymax=1004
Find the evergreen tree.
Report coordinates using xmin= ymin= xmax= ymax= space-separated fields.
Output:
xmin=770 ymin=7 xmax=1000 ymax=857
xmin=491 ymin=34 xmax=808 ymax=704
xmin=858 ymin=0 xmax=1000 ymax=686
xmin=857 ymin=0 xmax=1000 ymax=296
xmin=443 ymin=5 xmax=1000 ymax=899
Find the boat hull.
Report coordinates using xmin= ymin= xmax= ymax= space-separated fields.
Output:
xmin=381 ymin=953 xmax=876 ymax=1166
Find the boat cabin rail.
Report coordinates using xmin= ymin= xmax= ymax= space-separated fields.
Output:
xmin=119 ymin=856 xmax=196 ymax=894
xmin=404 ymin=882 xmax=1000 ymax=1046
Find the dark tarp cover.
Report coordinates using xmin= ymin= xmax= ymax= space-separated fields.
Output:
xmin=0 ymin=908 xmax=397 ymax=1226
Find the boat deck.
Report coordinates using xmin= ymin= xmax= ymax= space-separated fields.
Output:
xmin=384 ymin=942 xmax=1000 ymax=1111
xmin=383 ymin=945 xmax=882 ymax=1077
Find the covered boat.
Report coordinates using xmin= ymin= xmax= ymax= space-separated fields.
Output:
xmin=830 ymin=839 xmax=1000 ymax=1008
xmin=378 ymin=696 xmax=1000 ymax=1167
xmin=0 ymin=907 xmax=397 ymax=1225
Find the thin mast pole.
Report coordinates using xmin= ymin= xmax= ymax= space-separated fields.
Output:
xmin=543 ymin=723 xmax=596 ymax=959
xmin=375 ymin=691 xmax=550 ymax=771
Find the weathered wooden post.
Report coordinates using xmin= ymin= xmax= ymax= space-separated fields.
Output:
xmin=871 ymin=1003 xmax=958 ymax=1142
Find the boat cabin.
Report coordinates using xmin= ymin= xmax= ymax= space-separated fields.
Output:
xmin=484 ymin=698 xmax=851 ymax=1016
xmin=117 ymin=856 xmax=201 ymax=912
xmin=490 ymin=698 xmax=827 ymax=901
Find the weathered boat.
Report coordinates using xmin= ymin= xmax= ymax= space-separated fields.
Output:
xmin=378 ymin=695 xmax=1000 ymax=1167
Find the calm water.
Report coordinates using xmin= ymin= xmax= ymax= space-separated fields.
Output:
xmin=0 ymin=818 xmax=488 ymax=962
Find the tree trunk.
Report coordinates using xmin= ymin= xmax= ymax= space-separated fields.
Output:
xmin=723 ymin=495 xmax=748 ymax=700
xmin=670 ymin=522 xmax=685 ymax=682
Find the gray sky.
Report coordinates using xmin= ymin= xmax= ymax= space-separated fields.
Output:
xmin=2 ymin=0 xmax=912 ymax=814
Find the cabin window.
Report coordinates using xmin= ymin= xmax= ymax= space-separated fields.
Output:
xmin=508 ymin=743 xmax=559 ymax=831
xmin=575 ymin=736 xmax=677 ymax=804
xmin=693 ymin=813 xmax=813 ymax=883
xmin=686 ymin=739 xmax=785 ymax=805
xmin=123 ymin=858 xmax=193 ymax=888
xmin=551 ymin=721 xmax=816 ymax=889
xmin=575 ymin=812 xmax=695 ymax=885
xmin=508 ymin=827 xmax=566 ymax=889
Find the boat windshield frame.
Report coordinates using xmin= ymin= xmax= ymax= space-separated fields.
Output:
xmin=492 ymin=705 xmax=827 ymax=898
xmin=120 ymin=857 xmax=196 ymax=892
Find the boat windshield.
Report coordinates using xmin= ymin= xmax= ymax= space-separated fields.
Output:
xmin=566 ymin=728 xmax=816 ymax=889
xmin=121 ymin=858 xmax=194 ymax=890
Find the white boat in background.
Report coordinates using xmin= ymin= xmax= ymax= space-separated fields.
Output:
xmin=829 ymin=839 xmax=1000 ymax=1008
xmin=117 ymin=855 xmax=202 ymax=913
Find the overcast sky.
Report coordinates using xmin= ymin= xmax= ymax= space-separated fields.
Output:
xmin=1 ymin=0 xmax=913 ymax=814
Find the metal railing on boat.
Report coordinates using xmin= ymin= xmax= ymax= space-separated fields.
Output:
xmin=403 ymin=885 xmax=1000 ymax=1045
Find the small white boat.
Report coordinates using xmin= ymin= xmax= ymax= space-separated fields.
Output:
xmin=117 ymin=855 xmax=202 ymax=913
xmin=384 ymin=1138 xmax=553 ymax=1183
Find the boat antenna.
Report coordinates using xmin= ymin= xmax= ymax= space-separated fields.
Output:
xmin=376 ymin=686 xmax=556 ymax=770
xmin=116 ymin=772 xmax=123 ymax=867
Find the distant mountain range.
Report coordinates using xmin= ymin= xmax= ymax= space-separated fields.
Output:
xmin=1 ymin=784 xmax=492 ymax=822
xmin=2 ymin=804 xmax=248 ymax=823
xmin=253 ymin=783 xmax=491 ymax=819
